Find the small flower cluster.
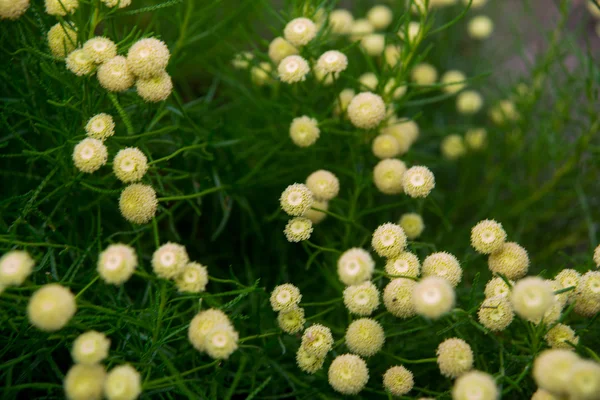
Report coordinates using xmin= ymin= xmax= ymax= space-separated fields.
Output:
xmin=270 ymin=284 xmax=305 ymax=334
xmin=151 ymin=242 xmax=209 ymax=293
xmin=188 ymin=309 xmax=239 ymax=360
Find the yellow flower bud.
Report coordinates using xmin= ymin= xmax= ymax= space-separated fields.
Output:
xmin=484 ymin=277 xmax=512 ymax=298
xmin=345 ymin=318 xmax=385 ymax=357
xmin=441 ymin=70 xmax=467 ymax=94
xmin=0 ymin=0 xmax=29 ymax=19
xmin=306 ymin=170 xmax=339 ymax=201
xmin=372 ymin=222 xmax=407 ymax=258
xmin=471 ymin=219 xmax=507 ymax=254
xmin=545 ymin=323 xmax=579 ymax=350
xmin=284 ymin=18 xmax=317 ymax=47
xmin=399 ymin=213 xmax=424 ymax=240
xmin=511 ymin=277 xmax=555 ymax=321
xmin=468 ymin=15 xmax=494 ymax=40
xmin=175 ymin=262 xmax=208 ymax=293
xmin=456 ymin=90 xmax=483 ymax=114
xmin=97 ymin=56 xmax=135 ymax=92
xmin=188 ymin=309 xmax=232 ymax=352
xmin=413 ymin=276 xmax=455 ymax=319
xmin=151 ymin=242 xmax=188 ymax=280
xmin=329 ymin=9 xmax=354 ymax=34
xmin=104 ymin=364 xmax=141 ymax=400
xmin=296 ymin=345 xmax=325 ymax=374
xmin=48 ymin=22 xmax=77 ymax=58
xmin=489 ymin=100 xmax=520 ymax=125
xmin=301 ymin=324 xmax=333 ymax=358
xmin=488 ymin=242 xmax=529 ymax=279
xmin=402 ymin=166 xmax=435 ymax=198
xmin=350 ymin=19 xmax=374 ymax=42
xmin=268 ymin=37 xmax=298 ymax=64
xmin=334 ymin=88 xmax=355 ymax=116
xmin=347 ymin=92 xmax=386 ymax=129
xmin=441 ymin=134 xmax=467 ymax=160
xmin=399 ymin=21 xmax=421 ymax=43
xmin=97 ymin=243 xmax=137 ymax=285
xmin=72 ymin=330 xmax=110 ymax=365
xmin=533 ymin=349 xmax=579 ymax=395
xmin=573 ymin=271 xmax=600 ymax=317
xmin=28 ymin=283 xmax=76 ymax=331
xmin=280 ymin=183 xmax=314 ymax=216
xmin=113 ymin=148 xmax=148 ymax=183
xmin=0 ymin=250 xmax=34 ymax=286
xmin=383 ymin=365 xmax=414 ymax=396
xmin=328 ymin=354 xmax=369 ymax=395
xmin=412 ymin=63 xmax=438 ymax=86
xmin=232 ymin=51 xmax=253 ymax=69
xmin=373 ymin=158 xmax=406 ymax=195
xmin=422 ymin=252 xmax=462 ymax=287
xmin=360 ymin=34 xmax=385 ymax=56
xmin=270 ymin=283 xmax=302 ymax=311
xmin=73 ymin=138 xmax=107 ymax=173
xmin=66 ymin=49 xmax=96 ymax=77
xmin=465 ymin=128 xmax=487 ymax=150
xmin=383 ymin=79 xmax=407 ymax=101
xmin=127 ymin=38 xmax=170 ymax=79
xmin=85 ymin=113 xmax=115 ymax=141
xmin=372 ymin=134 xmax=401 ymax=159
xmin=437 ymin=338 xmax=474 ymax=378
xmin=343 ymin=281 xmax=380 ymax=316
xmin=83 ymin=37 xmax=117 ymax=64
xmin=384 ymin=45 xmax=402 ymax=67
xmin=289 ymin=116 xmax=320 ymax=147
xmin=204 ymin=324 xmax=239 ymax=360
xmin=554 ymin=268 xmax=580 ymax=303
xmin=367 ymin=5 xmax=392 ymax=30
xmin=284 ymin=217 xmax=313 ymax=242
xmin=383 ymin=278 xmax=416 ymax=318
xmin=305 ymin=199 xmax=328 ymax=224
xmin=338 ymin=248 xmax=375 ymax=285
xmin=567 ymin=359 xmax=600 ymax=400
xmin=277 ymin=306 xmax=305 ymax=334
xmin=478 ymin=296 xmax=514 ymax=331
xmin=119 ymin=184 xmax=158 ymax=224
xmin=64 ymin=364 xmax=106 ymax=400
xmin=45 ymin=0 xmax=78 ymax=16
xmin=136 ymin=71 xmax=173 ymax=102
xmin=452 ymin=371 xmax=498 ymax=400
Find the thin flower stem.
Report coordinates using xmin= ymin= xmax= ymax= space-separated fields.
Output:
xmin=304 ymin=241 xmax=341 ymax=254
xmin=158 ymin=185 xmax=229 ymax=202
xmin=300 ymin=297 xmax=342 ymax=307
xmin=75 ymin=275 xmax=99 ymax=299
xmin=383 ymin=352 xmax=437 ymax=364
xmin=148 ymin=143 xmax=208 ymax=166
xmin=239 ymin=331 xmax=280 ymax=343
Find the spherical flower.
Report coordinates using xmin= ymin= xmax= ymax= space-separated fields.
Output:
xmin=384 ymin=45 xmax=402 ymax=67
xmin=48 ymin=22 xmax=77 ymax=58
xmin=384 ymin=79 xmax=407 ymax=101
xmin=280 ymin=183 xmax=314 ymax=216
xmin=306 ymin=170 xmax=339 ymax=201
xmin=316 ymin=50 xmax=348 ymax=75
xmin=372 ymin=223 xmax=407 ymax=259
xmin=72 ymin=330 xmax=110 ymax=365
xmin=511 ymin=277 xmax=555 ymax=321
xmin=379 ymin=126 xmax=411 ymax=155
xmin=151 ymin=242 xmax=188 ymax=279
xmin=384 ymin=278 xmax=417 ymax=318
xmin=488 ymin=242 xmax=529 ymax=279
xmin=530 ymin=301 xmax=562 ymax=326
xmin=387 ymin=119 xmax=419 ymax=144
xmin=399 ymin=213 xmax=424 ymax=240
xmin=83 ymin=37 xmax=117 ymax=64
xmin=289 ymin=116 xmax=320 ymax=147
xmin=402 ymin=166 xmax=435 ymax=198
xmin=104 ymin=364 xmax=141 ymax=400
xmin=452 ymin=371 xmax=498 ymax=400
xmin=343 ymin=281 xmax=380 ymax=316
xmin=175 ymin=262 xmax=208 ymax=293
xmin=0 ymin=250 xmax=34 ymax=286
xmin=489 ymin=100 xmax=520 ymax=124
xmin=97 ymin=243 xmax=137 ymax=285
xmin=594 ymin=244 xmax=600 ymax=267
xmin=573 ymin=270 xmax=600 ymax=317
xmin=284 ymin=18 xmax=317 ymax=46
xmin=347 ymin=92 xmax=386 ymax=129
xmin=441 ymin=135 xmax=467 ymax=160
xmin=270 ymin=283 xmax=301 ymax=311
xmin=101 ymin=0 xmax=132 ymax=7
xmin=112 ymin=148 xmax=148 ymax=183
xmin=531 ymin=389 xmax=561 ymax=400
xmin=399 ymin=21 xmax=421 ymax=43
xmin=547 ymin=279 xmax=568 ymax=308
xmin=422 ymin=252 xmax=462 ymax=287
xmin=277 ymin=306 xmax=305 ymax=334
xmin=0 ymin=0 xmax=29 ymax=19
xmin=386 ymin=252 xmax=420 ymax=278
xmin=533 ymin=349 xmax=579 ymax=395
xmin=305 ymin=199 xmax=328 ymax=224
xmin=360 ymin=34 xmax=385 ymax=56
xmin=136 ymin=71 xmax=173 ymax=102
xmin=64 ymin=364 xmax=106 ymax=400
xmin=545 ymin=323 xmax=579 ymax=350
xmin=127 ymin=38 xmax=169 ymax=79
xmin=188 ymin=309 xmax=232 ymax=352
xmin=296 ymin=346 xmax=325 ymax=374
xmin=441 ymin=70 xmax=467 ymax=94
xmin=373 ymin=158 xmax=406 ymax=195
xmin=345 ymin=318 xmax=385 ymax=357
xmin=359 ymin=72 xmax=378 ymax=91
xmin=437 ymin=338 xmax=474 ymax=378
xmin=97 ymin=56 xmax=135 ymax=92
xmin=85 ymin=113 xmax=115 ymax=141
xmin=204 ymin=324 xmax=239 ymax=360
xmin=468 ymin=16 xmax=494 ymax=40
xmin=119 ymin=184 xmax=158 ymax=224
xmin=45 ymin=0 xmax=78 ymax=16
xmin=328 ymin=354 xmax=369 ymax=395
xmin=465 ymin=128 xmax=487 ymax=150
xmin=555 ymin=268 xmax=581 ymax=302
xmin=278 ymin=55 xmax=310 ymax=84
xmin=66 ymin=49 xmax=95 ymax=76
xmin=478 ymin=296 xmax=514 ymax=331
xmin=301 ymin=324 xmax=333 ymax=358
xmin=334 ymin=88 xmax=356 ymax=116
xmin=28 ymin=283 xmax=76 ymax=331
xmin=329 ymin=9 xmax=354 ymax=34
xmin=457 ymin=90 xmax=483 ymax=114
xmin=338 ymin=248 xmax=375 ymax=286
xmin=231 ymin=51 xmax=253 ymax=69
xmin=471 ymin=220 xmax=507 ymax=255
xmin=350 ymin=19 xmax=374 ymax=41
xmin=73 ymin=138 xmax=107 ymax=173
xmin=413 ymin=277 xmax=455 ymax=319
xmin=567 ymin=359 xmax=600 ymax=400
xmin=367 ymin=5 xmax=392 ymax=30
xmin=412 ymin=63 xmax=438 ymax=86
xmin=383 ymin=365 xmax=414 ymax=396
xmin=284 ymin=217 xmax=313 ymax=242
xmin=268 ymin=37 xmax=298 ymax=64
xmin=372 ymin=135 xmax=401 ymax=159
xmin=484 ymin=277 xmax=512 ymax=298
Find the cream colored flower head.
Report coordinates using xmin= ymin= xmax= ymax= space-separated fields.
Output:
xmin=278 ymin=55 xmax=310 ymax=83
xmin=573 ymin=270 xmax=600 ymax=317
xmin=83 ymin=37 xmax=117 ymax=64
xmin=343 ymin=281 xmax=380 ymax=316
xmin=0 ymin=250 xmax=34 ymax=287
xmin=413 ymin=276 xmax=455 ymax=319
xmin=119 ymin=184 xmax=158 ymax=224
xmin=441 ymin=70 xmax=466 ymax=94
xmin=28 ymin=283 xmax=76 ymax=331
xmin=301 ymin=324 xmax=333 ymax=358
xmin=0 ymin=0 xmax=29 ymax=20
xmin=338 ymin=248 xmax=375 ymax=285
xmin=437 ymin=338 xmax=474 ymax=378
xmin=175 ymin=262 xmax=209 ymax=293
xmin=533 ymin=349 xmax=579 ymax=395
xmin=383 ymin=365 xmax=414 ymax=396
xmin=73 ymin=138 xmax=108 ymax=174
xmin=422 ymin=251 xmax=462 ymax=287
xmin=104 ymin=364 xmax=141 ymax=400
xmin=45 ymin=0 xmax=78 ymax=16
xmin=367 ymin=5 xmax=393 ymax=30
xmin=97 ymin=56 xmax=135 ymax=93
xmin=270 ymin=283 xmax=301 ymax=311
xmin=399 ymin=21 xmax=421 ymax=43
xmin=64 ymin=364 xmax=106 ymax=400
xmin=468 ymin=15 xmax=494 ymax=40
xmin=384 ymin=45 xmax=402 ymax=67
xmin=280 ymin=183 xmax=314 ymax=216
xmin=268 ymin=37 xmax=298 ymax=64
xmin=102 ymin=0 xmax=132 ymax=7
xmin=334 ymin=88 xmax=355 ymax=116
xmin=399 ymin=213 xmax=424 ymax=240
xmin=360 ymin=34 xmax=385 ymax=56
xmin=136 ymin=72 xmax=173 ymax=102
xmin=290 ymin=116 xmax=320 ymax=147
xmin=465 ymin=128 xmax=487 ymax=150
xmin=305 ymin=199 xmax=328 ymax=224
xmin=452 ymin=371 xmax=498 ymax=400
xmin=402 ymin=166 xmax=435 ymax=198
xmin=113 ymin=148 xmax=148 ymax=183
xmin=345 ymin=318 xmax=385 ymax=357
xmin=567 ymin=359 xmax=600 ymax=400
xmin=284 ymin=18 xmax=317 ymax=46
xmin=373 ymin=158 xmax=406 ymax=195
xmin=188 ymin=309 xmax=232 ymax=352
xmin=284 ymin=217 xmax=313 ymax=242
xmin=316 ymin=50 xmax=348 ymax=75
xmin=296 ymin=345 xmax=325 ymax=374
xmin=48 ymin=23 xmax=77 ymax=58
xmin=545 ymin=323 xmax=579 ymax=350
xmin=478 ymin=296 xmax=514 ymax=331
xmin=471 ymin=219 xmax=507 ymax=254
xmin=350 ymin=19 xmax=374 ymax=41
xmin=359 ymin=72 xmax=378 ymax=91
xmin=66 ymin=49 xmax=96 ymax=77
xmin=384 ymin=79 xmax=408 ymax=101
xmin=457 ymin=90 xmax=483 ymax=114
xmin=329 ymin=9 xmax=354 ymax=34
xmin=372 ymin=134 xmax=400 ymax=159
xmin=72 ymin=330 xmax=110 ymax=365
xmin=372 ymin=223 xmax=407 ymax=258
xmin=484 ymin=277 xmax=512 ymax=299
xmin=379 ymin=125 xmax=412 ymax=155
xmin=306 ymin=170 xmax=339 ymax=200
xmin=85 ymin=114 xmax=115 ymax=141
xmin=97 ymin=243 xmax=137 ymax=285
xmin=348 ymin=92 xmax=386 ymax=129
xmin=554 ymin=268 xmax=580 ymax=302
xmin=151 ymin=242 xmax=189 ymax=279
xmin=412 ymin=63 xmax=438 ymax=86
xmin=510 ymin=277 xmax=555 ymax=321
xmin=385 ymin=252 xmax=420 ymax=278
xmin=488 ymin=242 xmax=529 ymax=279
xmin=277 ymin=306 xmax=305 ymax=334
xmin=127 ymin=38 xmax=170 ymax=79
xmin=328 ymin=354 xmax=369 ymax=395
xmin=441 ymin=135 xmax=466 ymax=160
xmin=384 ymin=278 xmax=417 ymax=318
xmin=204 ymin=324 xmax=239 ymax=360
xmin=594 ymin=244 xmax=600 ymax=267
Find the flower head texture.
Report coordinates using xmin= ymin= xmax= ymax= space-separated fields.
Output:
xmin=0 ymin=250 xmax=34 ymax=286
xmin=28 ymin=283 xmax=76 ymax=331
xmin=457 ymin=90 xmax=483 ymax=114
xmin=484 ymin=277 xmax=512 ymax=299
xmin=102 ymin=0 xmax=132 ymax=7
xmin=268 ymin=37 xmax=298 ymax=64
xmin=278 ymin=55 xmax=310 ymax=83
xmin=104 ymin=364 xmax=141 ymax=400
xmin=296 ymin=346 xmax=325 ymax=374
xmin=328 ymin=354 xmax=369 ymax=395
xmin=338 ymin=248 xmax=375 ymax=285
xmin=306 ymin=170 xmax=339 ymax=201
xmin=452 ymin=371 xmax=498 ymax=400
xmin=97 ymin=243 xmax=137 ymax=285
xmin=136 ymin=71 xmax=173 ymax=102
xmin=437 ymin=338 xmax=474 ymax=378
xmin=305 ymin=199 xmax=328 ymax=224
xmin=360 ymin=34 xmax=385 ymax=56
xmin=471 ymin=219 xmax=507 ymax=254
xmin=119 ymin=184 xmax=157 ymax=224
xmin=545 ymin=323 xmax=579 ymax=350
xmin=531 ymin=389 xmax=561 ymax=400
xmin=73 ymin=139 xmax=107 ymax=174
xmin=412 ymin=63 xmax=438 ymax=86
xmin=383 ymin=365 xmax=414 ymax=396
xmin=277 ymin=306 xmax=305 ymax=334
xmin=398 ymin=213 xmax=424 ymax=240
xmin=385 ymin=252 xmax=420 ymax=278
xmin=204 ymin=324 xmax=239 ymax=360
xmin=85 ymin=113 xmax=115 ymax=141
xmin=83 ymin=37 xmax=117 ymax=64
xmin=413 ymin=276 xmax=455 ymax=319
xmin=468 ymin=16 xmax=494 ymax=40
xmin=441 ymin=70 xmax=467 ymax=94
xmin=151 ymin=242 xmax=189 ymax=279
xmin=555 ymin=268 xmax=580 ymax=302
xmin=510 ymin=277 xmax=555 ymax=321
xmin=567 ymin=359 xmax=600 ymax=400
xmin=48 ymin=23 xmax=77 ymax=58
xmin=533 ymin=349 xmax=579 ymax=395
xmin=383 ymin=278 xmax=417 ymax=318
xmin=270 ymin=283 xmax=302 ymax=311
xmin=188 ymin=309 xmax=232 ymax=352
xmin=280 ymin=183 xmax=314 ymax=216
xmin=388 ymin=119 xmax=419 ymax=144
xmin=373 ymin=158 xmax=407 ymax=195
xmin=478 ymin=296 xmax=514 ymax=331
xmin=594 ymin=244 xmax=600 ymax=267
xmin=45 ymin=0 xmax=78 ymax=16
xmin=372 ymin=134 xmax=401 ymax=159
xmin=329 ymin=9 xmax=354 ymax=34
xmin=175 ymin=262 xmax=208 ymax=293
xmin=0 ymin=0 xmax=29 ymax=19
xmin=347 ymin=92 xmax=386 ymax=129
xmin=367 ymin=5 xmax=392 ymax=29
xmin=422 ymin=252 xmax=462 ymax=287
xmin=343 ymin=281 xmax=380 ymax=316
xmin=72 ymin=330 xmax=110 ymax=365
xmin=97 ymin=56 xmax=135 ymax=92
xmin=345 ymin=318 xmax=385 ymax=357
xmin=465 ymin=128 xmax=487 ymax=150
xmin=402 ymin=166 xmax=435 ymax=198
xmin=127 ymin=38 xmax=170 ymax=79
xmin=301 ymin=324 xmax=333 ymax=358
xmin=66 ymin=49 xmax=95 ymax=76
xmin=113 ymin=148 xmax=148 ymax=183
xmin=372 ymin=223 xmax=407 ymax=258
xmin=64 ymin=364 xmax=106 ymax=400
xmin=316 ymin=50 xmax=348 ymax=74
xmin=441 ymin=135 xmax=466 ymax=160
xmin=573 ymin=270 xmax=600 ymax=317
xmin=284 ymin=18 xmax=317 ymax=46
xmin=488 ymin=242 xmax=529 ymax=279
xmin=289 ymin=116 xmax=319 ymax=147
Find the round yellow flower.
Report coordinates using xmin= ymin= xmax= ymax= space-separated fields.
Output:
xmin=383 ymin=365 xmax=414 ymax=396
xmin=127 ymin=38 xmax=170 ymax=79
xmin=97 ymin=243 xmax=137 ymax=285
xmin=531 ymin=389 xmax=561 ymax=400
xmin=567 ymin=359 xmax=600 ymax=400
xmin=457 ymin=90 xmax=483 ymax=114
xmin=328 ymin=354 xmax=369 ymax=395
xmin=338 ymin=248 xmax=375 ymax=286
xmin=367 ymin=5 xmax=392 ymax=29
xmin=374 ymin=159 xmax=406 ymax=195
xmin=45 ymin=0 xmax=78 ymax=16
xmin=28 ymin=283 xmax=76 ymax=331
xmin=136 ymin=71 xmax=173 ymax=102
xmin=73 ymin=138 xmax=108 ymax=174
xmin=399 ymin=213 xmax=424 ymax=240
xmin=113 ymin=148 xmax=148 ymax=183
xmin=545 ymin=323 xmax=579 ymax=350
xmin=119 ymin=184 xmax=158 ymax=224
xmin=465 ymin=128 xmax=487 ymax=150
xmin=387 ymin=119 xmax=419 ymax=144
xmin=277 ymin=55 xmax=310 ymax=84
xmin=289 ymin=116 xmax=320 ymax=147
xmin=468 ymin=15 xmax=494 ymax=40
xmin=72 ymin=330 xmax=110 ymax=365
xmin=510 ymin=277 xmax=555 ymax=321
xmin=573 ymin=270 xmax=600 ymax=317
xmin=66 ymin=49 xmax=95 ymax=77
xmin=83 ymin=37 xmax=117 ymax=64
xmin=437 ymin=338 xmax=474 ymax=378
xmin=64 ymin=364 xmax=106 ymax=400
xmin=484 ymin=277 xmax=512 ymax=298
xmin=270 ymin=283 xmax=301 ymax=311
xmin=360 ymin=33 xmax=385 ymax=56
xmin=175 ymin=262 xmax=208 ymax=293
xmin=301 ymin=324 xmax=333 ymax=358
xmin=412 ymin=63 xmax=438 ymax=86
xmin=386 ymin=252 xmax=420 ymax=278
xmin=268 ymin=37 xmax=298 ymax=64
xmin=384 ymin=278 xmax=417 ymax=318
xmin=316 ymin=50 xmax=348 ymax=74
xmin=478 ymin=296 xmax=514 ymax=331
xmin=0 ymin=0 xmax=29 ymax=19
xmin=188 ymin=309 xmax=232 ymax=352
xmin=329 ymin=9 xmax=354 ymax=34
xmin=350 ymin=19 xmax=374 ymax=41
xmin=422 ymin=252 xmax=462 ymax=287
xmin=471 ymin=219 xmax=507 ymax=254
xmin=372 ymin=222 xmax=407 ymax=259
xmin=402 ymin=166 xmax=435 ymax=198
xmin=0 ymin=250 xmax=34 ymax=286
xmin=345 ymin=318 xmax=385 ymax=357
xmin=488 ymin=242 xmax=529 ymax=279
xmin=284 ymin=217 xmax=313 ymax=242
xmin=452 ymin=371 xmax=498 ymax=400
xmin=151 ymin=242 xmax=188 ymax=279
xmin=204 ymin=324 xmax=239 ymax=360
xmin=277 ymin=306 xmax=305 ymax=334
xmin=97 ymin=56 xmax=135 ymax=92
xmin=533 ymin=349 xmax=579 ymax=395
xmin=48 ymin=23 xmax=77 ymax=58
xmin=306 ymin=170 xmax=339 ymax=200
xmin=347 ymin=92 xmax=386 ymax=129
xmin=372 ymin=134 xmax=401 ymax=159
xmin=280 ymin=183 xmax=314 ymax=216
xmin=284 ymin=17 xmax=317 ymax=46
xmin=441 ymin=135 xmax=467 ymax=160
xmin=379 ymin=122 xmax=413 ymax=152
xmin=296 ymin=345 xmax=325 ymax=374
xmin=554 ymin=268 xmax=581 ymax=302
xmin=441 ymin=70 xmax=467 ymax=94
xmin=413 ymin=276 xmax=455 ymax=319
xmin=343 ymin=281 xmax=380 ymax=316
xmin=104 ymin=364 xmax=141 ymax=400
xmin=305 ymin=199 xmax=328 ymax=224
xmin=85 ymin=113 xmax=115 ymax=141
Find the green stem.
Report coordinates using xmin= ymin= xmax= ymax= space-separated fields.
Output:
xmin=75 ymin=276 xmax=99 ymax=299
xmin=238 ymin=331 xmax=280 ymax=344
xmin=108 ymin=93 xmax=134 ymax=135
xmin=158 ymin=185 xmax=228 ymax=202
xmin=148 ymin=143 xmax=208 ymax=166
